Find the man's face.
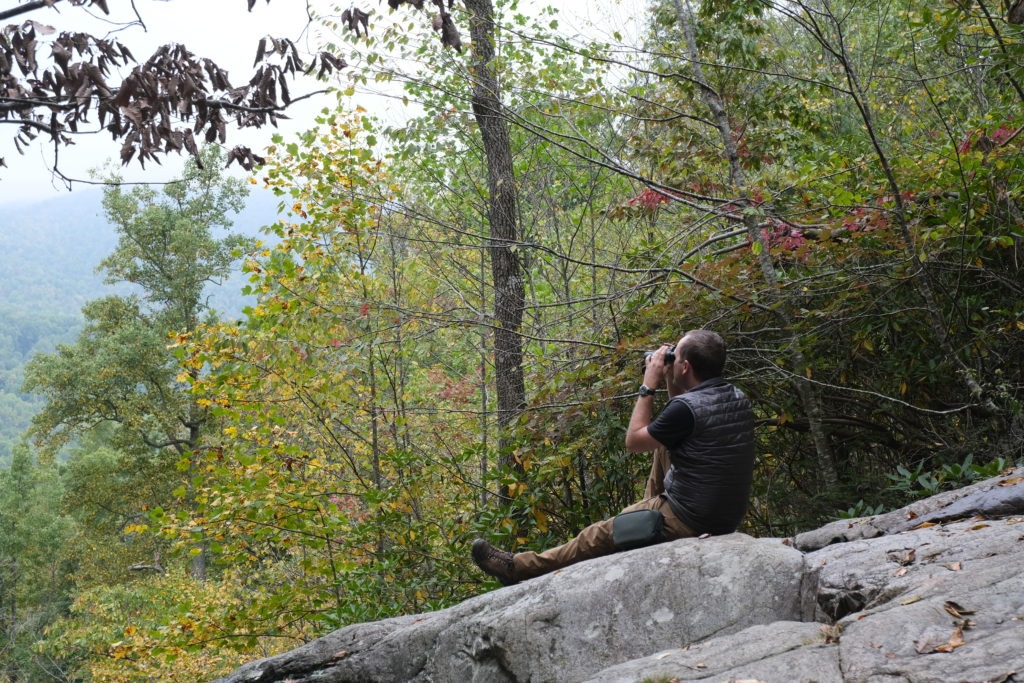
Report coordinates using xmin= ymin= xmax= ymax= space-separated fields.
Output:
xmin=668 ymin=335 xmax=688 ymax=388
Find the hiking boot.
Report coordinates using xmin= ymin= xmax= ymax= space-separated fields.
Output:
xmin=471 ymin=538 xmax=518 ymax=586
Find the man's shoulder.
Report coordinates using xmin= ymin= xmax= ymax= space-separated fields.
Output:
xmin=680 ymin=379 xmax=751 ymax=409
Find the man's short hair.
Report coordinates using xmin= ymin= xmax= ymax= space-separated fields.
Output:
xmin=679 ymin=330 xmax=726 ymax=380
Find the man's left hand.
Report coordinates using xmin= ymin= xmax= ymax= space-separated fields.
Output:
xmin=642 ymin=344 xmax=673 ymax=389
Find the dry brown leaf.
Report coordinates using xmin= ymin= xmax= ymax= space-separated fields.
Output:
xmin=912 ymin=521 xmax=938 ymax=530
xmin=945 ymin=561 xmax=962 ymax=571
xmin=907 ymin=510 xmax=919 ymax=519
xmin=888 ymin=548 xmax=916 ymax=566
xmin=934 ymin=623 xmax=966 ymax=652
xmin=914 ymin=627 xmax=950 ymax=653
xmin=895 ymin=567 xmax=909 ymax=577
xmin=901 ymin=595 xmax=922 ymax=605
xmin=998 ymin=476 xmax=1024 ymax=486
xmin=969 ymin=523 xmax=990 ymax=531
xmin=943 ymin=601 xmax=975 ymax=618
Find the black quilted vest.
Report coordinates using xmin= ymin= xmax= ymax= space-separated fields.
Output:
xmin=662 ymin=378 xmax=756 ymax=535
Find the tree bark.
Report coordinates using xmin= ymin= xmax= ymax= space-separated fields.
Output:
xmin=464 ymin=0 xmax=527 ymax=470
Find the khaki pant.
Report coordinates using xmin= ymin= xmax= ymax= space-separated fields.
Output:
xmin=513 ymin=448 xmax=695 ymax=580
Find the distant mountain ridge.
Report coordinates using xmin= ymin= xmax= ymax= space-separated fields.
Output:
xmin=0 ymin=187 xmax=281 ymax=465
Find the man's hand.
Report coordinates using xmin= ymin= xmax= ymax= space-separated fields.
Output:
xmin=627 ymin=344 xmax=673 ymax=453
xmin=641 ymin=344 xmax=673 ymax=389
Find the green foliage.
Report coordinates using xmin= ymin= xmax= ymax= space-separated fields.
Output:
xmin=24 ymin=146 xmax=252 ymax=457
xmin=837 ymin=500 xmax=886 ymax=520
xmin=0 ymin=444 xmax=75 ymax=681
xmin=6 ymin=0 xmax=1024 ymax=677
xmin=42 ymin=568 xmax=298 ymax=683
xmin=885 ymin=455 xmax=1011 ymax=502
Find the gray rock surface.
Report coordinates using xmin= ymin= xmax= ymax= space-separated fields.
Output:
xmin=212 ymin=468 xmax=1024 ymax=683
xmin=213 ymin=535 xmax=807 ymax=682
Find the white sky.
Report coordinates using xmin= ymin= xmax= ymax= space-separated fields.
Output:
xmin=0 ymin=0 xmax=646 ymax=205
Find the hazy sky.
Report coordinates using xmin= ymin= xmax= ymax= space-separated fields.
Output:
xmin=0 ymin=0 xmax=644 ymax=206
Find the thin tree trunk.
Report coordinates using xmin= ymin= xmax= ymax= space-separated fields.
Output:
xmin=464 ymin=0 xmax=527 ymax=470
xmin=798 ymin=0 xmax=998 ymax=416
xmin=673 ymin=0 xmax=838 ymax=490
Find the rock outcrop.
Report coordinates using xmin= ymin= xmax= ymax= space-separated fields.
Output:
xmin=213 ymin=468 xmax=1024 ymax=683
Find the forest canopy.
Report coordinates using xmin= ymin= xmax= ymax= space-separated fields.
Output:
xmin=2 ymin=0 xmax=1023 ymax=680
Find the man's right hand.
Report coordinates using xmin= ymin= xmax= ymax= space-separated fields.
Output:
xmin=641 ymin=344 xmax=673 ymax=390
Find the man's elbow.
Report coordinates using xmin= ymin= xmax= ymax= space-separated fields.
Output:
xmin=624 ymin=431 xmax=648 ymax=453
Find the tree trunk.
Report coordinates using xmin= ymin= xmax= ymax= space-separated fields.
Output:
xmin=808 ymin=2 xmax=999 ymax=418
xmin=464 ymin=0 xmax=527 ymax=471
xmin=673 ymin=0 xmax=838 ymax=490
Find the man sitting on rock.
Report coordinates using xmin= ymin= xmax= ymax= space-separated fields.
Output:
xmin=471 ymin=329 xmax=756 ymax=585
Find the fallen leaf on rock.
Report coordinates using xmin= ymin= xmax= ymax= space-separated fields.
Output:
xmin=912 ymin=521 xmax=937 ymax=530
xmin=655 ymin=652 xmax=673 ymax=660
xmin=895 ymin=567 xmax=909 ymax=577
xmin=914 ymin=627 xmax=952 ymax=653
xmin=969 ymin=523 xmax=990 ymax=531
xmin=901 ymin=595 xmax=922 ymax=605
xmin=933 ymin=622 xmax=966 ymax=653
xmin=888 ymin=548 xmax=916 ymax=566
xmin=998 ymin=476 xmax=1023 ymax=486
xmin=914 ymin=621 xmax=968 ymax=654
xmin=907 ymin=510 xmax=919 ymax=520
xmin=943 ymin=601 xmax=975 ymax=618
xmin=945 ymin=561 xmax=962 ymax=571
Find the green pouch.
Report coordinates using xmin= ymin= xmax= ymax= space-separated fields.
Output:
xmin=612 ymin=509 xmax=666 ymax=551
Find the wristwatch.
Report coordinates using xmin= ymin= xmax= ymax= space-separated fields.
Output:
xmin=638 ymin=384 xmax=656 ymax=397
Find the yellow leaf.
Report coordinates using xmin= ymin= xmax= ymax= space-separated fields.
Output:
xmin=534 ymin=509 xmax=549 ymax=533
